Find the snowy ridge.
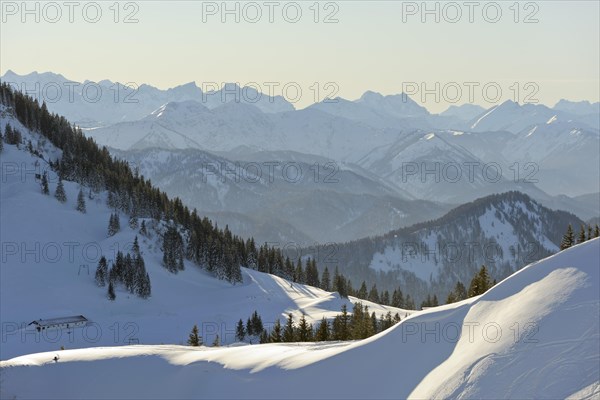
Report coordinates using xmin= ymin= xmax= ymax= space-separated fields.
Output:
xmin=2 ymin=240 xmax=598 ymax=399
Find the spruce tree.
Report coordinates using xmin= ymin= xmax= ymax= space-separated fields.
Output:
xmin=391 ymin=288 xmax=404 ymax=308
xmin=236 ymin=319 xmax=246 ymax=341
xmin=560 ymin=224 xmax=575 ymax=250
xmin=130 ymin=237 xmax=139 ymax=258
xmin=95 ymin=256 xmax=108 ymax=287
xmin=578 ymin=225 xmax=587 ymax=243
xmin=454 ymin=281 xmax=467 ymax=301
xmin=41 ymin=171 xmax=49 ymax=195
xmin=76 ymin=188 xmax=86 ymax=213
xmin=212 ymin=335 xmax=220 ymax=347
xmin=0 ymin=130 xmax=3 ymax=152
xmin=259 ymin=330 xmax=269 ymax=344
xmin=315 ymin=317 xmax=330 ymax=341
xmin=357 ymin=281 xmax=368 ymax=299
xmin=108 ymin=213 xmax=121 ymax=236
xmin=297 ymin=314 xmax=312 ymax=342
xmin=588 ymin=226 xmax=593 ymax=241
xmin=270 ymin=319 xmax=282 ymax=343
xmin=468 ymin=265 xmax=491 ymax=297
xmin=381 ymin=290 xmax=390 ymax=306
xmin=294 ymin=259 xmax=305 ymax=284
xmin=368 ymin=284 xmax=380 ymax=303
xmin=188 ymin=324 xmax=201 ymax=346
xmin=107 ymin=280 xmax=116 ymax=300
xmin=283 ymin=313 xmax=295 ymax=342
xmin=337 ymin=304 xmax=350 ymax=340
xmin=595 ymin=225 xmax=600 ymax=238
xmin=54 ymin=177 xmax=67 ymax=203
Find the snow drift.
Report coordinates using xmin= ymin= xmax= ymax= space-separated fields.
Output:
xmin=2 ymin=239 xmax=598 ymax=399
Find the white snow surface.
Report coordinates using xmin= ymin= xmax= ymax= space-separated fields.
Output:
xmin=1 ymin=239 xmax=598 ymax=399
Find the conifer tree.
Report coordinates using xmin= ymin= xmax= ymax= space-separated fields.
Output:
xmin=140 ymin=220 xmax=147 ymax=236
xmin=296 ymin=314 xmax=313 ymax=342
xmin=391 ymin=288 xmax=404 ymax=308
xmin=294 ymin=258 xmax=305 ymax=284
xmin=187 ymin=324 xmax=201 ymax=346
xmin=0 ymin=130 xmax=3 ymax=152
xmin=259 ymin=329 xmax=269 ymax=344
xmin=270 ymin=319 xmax=282 ymax=343
xmin=321 ymin=267 xmax=331 ymax=291
xmin=212 ymin=335 xmax=220 ymax=347
xmin=54 ymin=177 xmax=67 ymax=203
xmin=41 ymin=171 xmax=49 ymax=195
xmin=107 ymin=280 xmax=116 ymax=301
xmin=132 ymin=236 xmax=140 ymax=257
xmin=283 ymin=313 xmax=295 ymax=342
xmin=246 ymin=317 xmax=253 ymax=336
xmin=332 ymin=304 xmax=350 ymax=340
xmin=578 ymin=224 xmax=587 ymax=243
xmin=162 ymin=226 xmax=184 ymax=273
xmin=129 ymin=214 xmax=139 ymax=230
xmin=454 ymin=281 xmax=467 ymax=301
xmin=560 ymin=224 xmax=575 ymax=250
xmin=305 ymin=258 xmax=320 ymax=287
xmin=357 ymin=281 xmax=368 ymax=299
xmin=76 ymin=188 xmax=86 ymax=213
xmin=381 ymin=290 xmax=390 ymax=306
xmin=236 ymin=319 xmax=246 ymax=341
xmin=368 ymin=284 xmax=380 ymax=303
xmin=315 ymin=317 xmax=330 ymax=341
xmin=595 ymin=225 xmax=600 ymax=238
xmin=588 ymin=225 xmax=593 ymax=241
xmin=468 ymin=265 xmax=491 ymax=297
xmin=108 ymin=213 xmax=119 ymax=237
xmin=249 ymin=310 xmax=263 ymax=335
xmin=95 ymin=256 xmax=108 ymax=287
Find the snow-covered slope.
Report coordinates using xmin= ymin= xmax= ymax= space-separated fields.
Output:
xmin=2 ymin=239 xmax=597 ymax=399
xmin=0 ymin=112 xmax=406 ymax=362
xmin=303 ymin=191 xmax=584 ymax=301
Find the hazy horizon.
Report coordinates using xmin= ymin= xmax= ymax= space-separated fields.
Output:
xmin=1 ymin=1 xmax=598 ymax=112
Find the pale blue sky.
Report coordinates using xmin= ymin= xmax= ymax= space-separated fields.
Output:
xmin=1 ymin=1 xmax=598 ymax=112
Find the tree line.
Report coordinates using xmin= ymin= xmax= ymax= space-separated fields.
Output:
xmin=560 ymin=223 xmax=599 ymax=250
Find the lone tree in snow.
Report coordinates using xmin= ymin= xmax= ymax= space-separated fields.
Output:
xmin=54 ymin=177 xmax=67 ymax=203
xmin=41 ymin=171 xmax=49 ymax=195
xmin=95 ymin=256 xmax=108 ymax=287
xmin=76 ymin=188 xmax=86 ymax=213
xmin=188 ymin=324 xmax=202 ymax=346
xmin=107 ymin=280 xmax=116 ymax=301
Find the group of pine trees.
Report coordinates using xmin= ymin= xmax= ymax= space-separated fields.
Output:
xmin=230 ymin=303 xmax=403 ymax=345
xmin=1 ymin=123 xmax=22 ymax=146
xmin=445 ymin=265 xmax=495 ymax=304
xmin=95 ymin=237 xmax=151 ymax=300
xmin=560 ymin=223 xmax=599 ymax=250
